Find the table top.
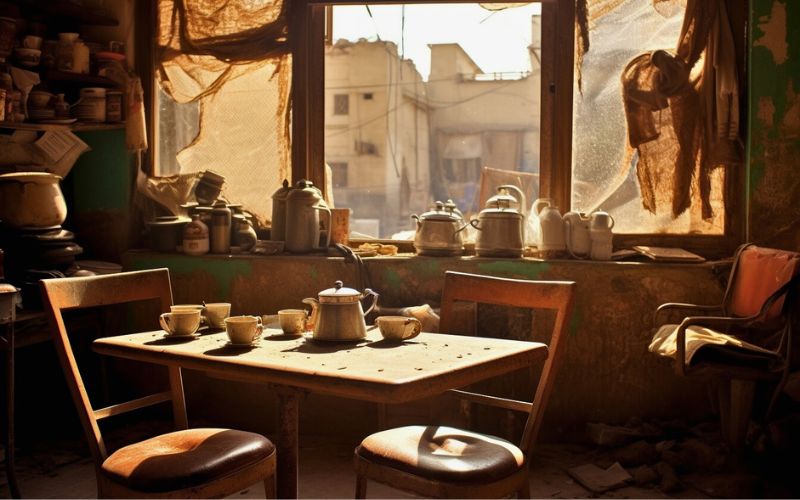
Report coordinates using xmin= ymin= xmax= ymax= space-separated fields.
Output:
xmin=93 ymin=328 xmax=548 ymax=404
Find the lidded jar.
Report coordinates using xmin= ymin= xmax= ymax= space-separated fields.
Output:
xmin=182 ymin=214 xmax=209 ymax=256
xmin=285 ymin=180 xmax=331 ymax=253
xmin=210 ymin=200 xmax=232 ymax=254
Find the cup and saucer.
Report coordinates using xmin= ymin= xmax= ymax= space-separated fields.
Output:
xmin=224 ymin=315 xmax=263 ymax=348
xmin=159 ymin=309 xmax=202 ymax=340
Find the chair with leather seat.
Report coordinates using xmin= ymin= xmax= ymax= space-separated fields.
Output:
xmin=354 ymin=271 xmax=575 ymax=498
xmin=649 ymin=243 xmax=800 ymax=450
xmin=40 ymin=268 xmax=276 ymax=498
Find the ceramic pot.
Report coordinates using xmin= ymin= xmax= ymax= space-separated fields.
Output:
xmin=146 ymin=216 xmax=189 ymax=253
xmin=0 ymin=172 xmax=67 ymax=228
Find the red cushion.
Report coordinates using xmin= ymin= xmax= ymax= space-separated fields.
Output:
xmin=730 ymin=246 xmax=800 ymax=320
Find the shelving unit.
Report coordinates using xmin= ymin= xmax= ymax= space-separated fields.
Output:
xmin=0 ymin=121 xmax=124 ymax=132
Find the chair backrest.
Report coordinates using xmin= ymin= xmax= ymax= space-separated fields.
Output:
xmin=439 ymin=271 xmax=575 ymax=456
xmin=725 ymin=244 xmax=800 ymax=320
xmin=40 ymin=269 xmax=175 ymax=465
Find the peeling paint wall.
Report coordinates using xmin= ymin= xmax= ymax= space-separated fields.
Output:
xmin=123 ymin=252 xmax=726 ymax=440
xmin=748 ymin=0 xmax=800 ymax=249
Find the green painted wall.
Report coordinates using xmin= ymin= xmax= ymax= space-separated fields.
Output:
xmin=748 ymin=0 xmax=800 ymax=249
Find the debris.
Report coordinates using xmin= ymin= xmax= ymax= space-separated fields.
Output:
xmin=677 ymin=438 xmax=726 ymax=471
xmin=654 ymin=461 xmax=681 ymax=493
xmin=631 ymin=465 xmax=659 ymax=485
xmin=567 ymin=462 xmax=632 ymax=494
xmin=586 ymin=422 xmax=660 ymax=447
xmin=612 ymin=440 xmax=659 ymax=466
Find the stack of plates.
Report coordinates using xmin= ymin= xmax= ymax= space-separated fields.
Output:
xmin=28 ymin=107 xmax=55 ymax=121
xmin=73 ymin=104 xmax=104 ymax=122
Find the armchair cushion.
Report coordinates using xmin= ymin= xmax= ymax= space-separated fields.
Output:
xmin=356 ymin=425 xmax=524 ymax=483
xmin=100 ymin=428 xmax=275 ymax=493
xmin=729 ymin=246 xmax=800 ymax=319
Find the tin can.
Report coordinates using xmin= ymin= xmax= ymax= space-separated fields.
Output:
xmin=105 ymin=90 xmax=123 ymax=122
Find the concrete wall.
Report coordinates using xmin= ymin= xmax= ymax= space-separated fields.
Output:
xmin=123 ymin=251 xmax=726 ymax=441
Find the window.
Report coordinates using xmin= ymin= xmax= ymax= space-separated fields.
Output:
xmin=329 ymin=161 xmax=349 ymax=188
xmin=333 ymin=94 xmax=350 ymax=115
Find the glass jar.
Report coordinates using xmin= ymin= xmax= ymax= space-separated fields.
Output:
xmin=182 ymin=214 xmax=209 ymax=256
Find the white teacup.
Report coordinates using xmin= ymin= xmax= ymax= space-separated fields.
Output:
xmin=159 ymin=309 xmax=201 ymax=337
xmin=278 ymin=309 xmax=307 ymax=336
xmin=204 ymin=302 xmax=231 ymax=329
xmin=376 ymin=316 xmax=422 ymax=342
xmin=225 ymin=315 xmax=263 ymax=345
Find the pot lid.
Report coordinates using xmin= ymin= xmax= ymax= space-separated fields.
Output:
xmin=147 ymin=215 xmax=191 ymax=226
xmin=419 ymin=201 xmax=462 ymax=222
xmin=480 ymin=206 xmax=524 ymax=218
xmin=0 ymin=172 xmax=63 ymax=183
xmin=272 ymin=179 xmax=292 ymax=200
xmin=0 ymin=283 xmax=20 ymax=296
xmin=318 ymin=280 xmax=362 ymax=303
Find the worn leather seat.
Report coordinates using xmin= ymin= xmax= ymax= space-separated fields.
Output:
xmin=356 ymin=425 xmax=524 ymax=483
xmin=101 ymin=428 xmax=275 ymax=493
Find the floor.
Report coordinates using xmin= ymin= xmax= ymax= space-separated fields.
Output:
xmin=3 ymin=424 xmax=797 ymax=499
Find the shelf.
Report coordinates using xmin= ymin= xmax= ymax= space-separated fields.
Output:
xmin=43 ymin=70 xmax=121 ymax=88
xmin=0 ymin=121 xmax=125 ymax=132
xmin=19 ymin=0 xmax=119 ymax=26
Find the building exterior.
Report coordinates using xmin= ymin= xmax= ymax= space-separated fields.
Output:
xmin=324 ymin=16 xmax=541 ymax=237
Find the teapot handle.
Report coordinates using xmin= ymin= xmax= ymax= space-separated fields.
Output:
xmin=361 ymin=288 xmax=379 ymax=316
xmin=532 ymin=198 xmax=552 ymax=216
xmin=455 ymin=219 xmax=479 ymax=233
xmin=313 ymin=204 xmax=332 ymax=250
xmin=498 ymin=184 xmax=527 ymax=218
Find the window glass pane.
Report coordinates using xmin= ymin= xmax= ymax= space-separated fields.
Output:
xmin=571 ymin=1 xmax=724 ymax=234
xmin=156 ymin=85 xmax=200 ymax=177
xmin=326 ymin=3 xmax=541 ymax=238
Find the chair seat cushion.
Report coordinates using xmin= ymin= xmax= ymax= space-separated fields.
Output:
xmin=356 ymin=425 xmax=524 ymax=483
xmin=101 ymin=428 xmax=275 ymax=493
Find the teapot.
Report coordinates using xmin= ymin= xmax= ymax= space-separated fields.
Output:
xmin=411 ymin=200 xmax=466 ymax=256
xmin=562 ymin=211 xmax=591 ymax=259
xmin=302 ymin=281 xmax=379 ymax=341
xmin=285 ymin=180 xmax=331 ymax=253
xmin=532 ymin=198 xmax=566 ymax=256
xmin=472 ymin=184 xmax=526 ymax=258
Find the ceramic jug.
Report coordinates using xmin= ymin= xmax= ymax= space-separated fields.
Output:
xmin=285 ymin=180 xmax=331 ymax=253
xmin=589 ymin=211 xmax=615 ymax=260
xmin=562 ymin=211 xmax=591 ymax=259
xmin=270 ymin=179 xmax=291 ymax=242
xmin=532 ymin=198 xmax=565 ymax=255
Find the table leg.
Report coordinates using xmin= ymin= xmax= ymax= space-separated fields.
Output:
xmin=276 ymin=389 xmax=300 ymax=499
xmin=3 ymin=321 xmax=20 ymax=498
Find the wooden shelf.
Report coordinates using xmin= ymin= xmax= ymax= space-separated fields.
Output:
xmin=43 ymin=70 xmax=121 ymax=88
xmin=0 ymin=121 xmax=125 ymax=132
xmin=19 ymin=0 xmax=118 ymax=26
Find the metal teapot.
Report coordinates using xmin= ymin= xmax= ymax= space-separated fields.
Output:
xmin=472 ymin=184 xmax=526 ymax=258
xmin=302 ymin=281 xmax=379 ymax=341
xmin=285 ymin=180 xmax=331 ymax=253
xmin=411 ymin=200 xmax=466 ymax=256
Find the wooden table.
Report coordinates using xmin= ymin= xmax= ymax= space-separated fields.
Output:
xmin=93 ymin=329 xmax=548 ymax=499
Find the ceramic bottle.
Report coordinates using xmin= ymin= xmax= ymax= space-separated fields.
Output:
xmin=183 ymin=214 xmax=209 ymax=256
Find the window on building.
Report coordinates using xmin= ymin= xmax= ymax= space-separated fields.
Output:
xmin=333 ymin=94 xmax=350 ymax=115
xmin=329 ymin=161 xmax=349 ymax=188
xmin=363 ymin=93 xmax=373 ymax=100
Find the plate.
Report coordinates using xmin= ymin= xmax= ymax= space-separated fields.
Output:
xmin=38 ymin=118 xmax=78 ymax=124
xmin=162 ymin=332 xmax=199 ymax=339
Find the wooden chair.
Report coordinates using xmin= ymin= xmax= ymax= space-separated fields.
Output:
xmin=40 ymin=269 xmax=276 ymax=498
xmin=649 ymin=243 xmax=800 ymax=450
xmin=354 ymin=271 xmax=575 ymax=498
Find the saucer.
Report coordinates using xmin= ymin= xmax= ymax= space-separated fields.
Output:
xmin=162 ymin=332 xmax=199 ymax=340
xmin=225 ymin=340 xmax=260 ymax=348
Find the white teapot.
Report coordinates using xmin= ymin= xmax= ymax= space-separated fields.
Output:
xmin=532 ymin=198 xmax=565 ymax=255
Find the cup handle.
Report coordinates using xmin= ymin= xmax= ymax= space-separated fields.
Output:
xmin=607 ymin=215 xmax=615 ymax=230
xmin=253 ymin=323 xmax=264 ymax=341
xmin=159 ymin=313 xmax=171 ymax=333
xmin=404 ymin=318 xmax=422 ymax=340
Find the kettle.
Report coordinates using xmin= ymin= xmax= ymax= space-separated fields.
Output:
xmin=285 ymin=180 xmax=331 ymax=253
xmin=302 ymin=281 xmax=379 ymax=341
xmin=270 ymin=179 xmax=292 ymax=242
xmin=532 ymin=198 xmax=566 ymax=256
xmin=562 ymin=211 xmax=591 ymax=259
xmin=411 ymin=200 xmax=466 ymax=256
xmin=472 ymin=184 xmax=526 ymax=258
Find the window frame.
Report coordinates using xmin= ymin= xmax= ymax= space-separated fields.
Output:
xmin=144 ymin=0 xmax=746 ymax=257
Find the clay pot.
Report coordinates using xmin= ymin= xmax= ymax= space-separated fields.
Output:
xmin=0 ymin=172 xmax=67 ymax=228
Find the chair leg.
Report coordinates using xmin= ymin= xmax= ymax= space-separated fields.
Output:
xmin=728 ymin=379 xmax=755 ymax=451
xmin=263 ymin=475 xmax=276 ymax=499
xmin=355 ymin=473 xmax=367 ymax=499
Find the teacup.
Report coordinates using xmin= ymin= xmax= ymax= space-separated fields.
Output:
xmin=225 ymin=315 xmax=263 ymax=345
xmin=204 ymin=302 xmax=231 ymax=329
xmin=278 ymin=309 xmax=307 ymax=336
xmin=375 ymin=316 xmax=422 ymax=342
xmin=159 ymin=309 xmax=201 ymax=337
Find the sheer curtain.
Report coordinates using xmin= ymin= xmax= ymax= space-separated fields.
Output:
xmin=153 ymin=0 xmax=292 ymax=225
